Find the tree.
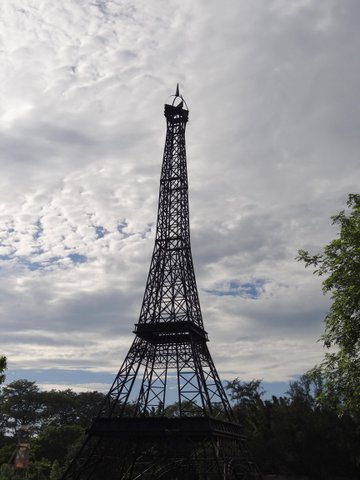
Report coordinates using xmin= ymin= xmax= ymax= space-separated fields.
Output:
xmin=287 ymin=371 xmax=324 ymax=409
xmin=0 ymin=382 xmax=105 ymax=439
xmin=0 ymin=357 xmax=6 ymax=385
xmin=32 ymin=425 xmax=84 ymax=463
xmin=71 ymin=391 xmax=105 ymax=426
xmin=226 ymin=379 xmax=269 ymax=469
xmin=41 ymin=389 xmax=105 ymax=427
xmin=0 ymin=380 xmax=45 ymax=437
xmin=297 ymin=193 xmax=360 ymax=414
xmin=49 ymin=460 xmax=62 ymax=480
xmin=226 ymin=378 xmax=264 ymax=407
xmin=225 ymin=377 xmax=360 ymax=478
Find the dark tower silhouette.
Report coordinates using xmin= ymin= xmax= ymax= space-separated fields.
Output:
xmin=63 ymin=87 xmax=261 ymax=479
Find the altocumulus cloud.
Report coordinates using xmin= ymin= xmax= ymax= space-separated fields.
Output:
xmin=0 ymin=0 xmax=359 ymax=392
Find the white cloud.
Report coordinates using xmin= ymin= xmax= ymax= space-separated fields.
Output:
xmin=0 ymin=0 xmax=359 ymax=392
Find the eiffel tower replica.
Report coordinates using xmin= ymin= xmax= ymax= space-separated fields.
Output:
xmin=62 ymin=86 xmax=262 ymax=480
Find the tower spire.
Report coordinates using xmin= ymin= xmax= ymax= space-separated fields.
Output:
xmin=62 ymin=89 xmax=261 ymax=480
xmin=175 ymin=82 xmax=180 ymax=97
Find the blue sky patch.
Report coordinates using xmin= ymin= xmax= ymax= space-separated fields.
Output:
xmin=205 ymin=279 xmax=266 ymax=299
xmin=18 ymin=258 xmax=44 ymax=271
xmin=68 ymin=253 xmax=87 ymax=264
xmin=95 ymin=225 xmax=107 ymax=238
xmin=117 ymin=221 xmax=131 ymax=238
xmin=4 ymin=368 xmax=291 ymax=400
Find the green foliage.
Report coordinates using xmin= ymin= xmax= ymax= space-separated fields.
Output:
xmin=164 ymin=400 xmax=206 ymax=417
xmin=0 ymin=357 xmax=6 ymax=386
xmin=49 ymin=460 xmax=62 ymax=480
xmin=32 ymin=425 xmax=84 ymax=463
xmin=1 ymin=380 xmax=45 ymax=437
xmin=297 ymin=193 xmax=360 ymax=414
xmin=226 ymin=377 xmax=360 ymax=478
xmin=0 ymin=380 xmax=104 ymax=478
xmin=41 ymin=389 xmax=104 ymax=428
xmin=226 ymin=378 xmax=264 ymax=407
xmin=0 ymin=441 xmax=15 ymax=465
xmin=0 ymin=380 xmax=105 ymax=438
xmin=287 ymin=371 xmax=324 ymax=408
xmin=0 ymin=464 xmax=18 ymax=480
xmin=0 ymin=460 xmax=53 ymax=480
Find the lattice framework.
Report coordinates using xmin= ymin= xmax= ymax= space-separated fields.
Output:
xmin=62 ymin=87 xmax=262 ymax=480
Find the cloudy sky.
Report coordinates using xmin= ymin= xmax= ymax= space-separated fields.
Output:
xmin=1 ymin=0 xmax=359 ymax=397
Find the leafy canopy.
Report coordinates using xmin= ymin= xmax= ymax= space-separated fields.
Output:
xmin=297 ymin=194 xmax=360 ymax=413
xmin=0 ymin=357 xmax=6 ymax=385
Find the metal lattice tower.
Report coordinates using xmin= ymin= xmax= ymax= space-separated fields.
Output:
xmin=62 ymin=86 xmax=262 ymax=480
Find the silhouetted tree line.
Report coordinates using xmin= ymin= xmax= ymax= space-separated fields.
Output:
xmin=0 ymin=379 xmax=103 ymax=479
xmin=0 ymin=375 xmax=359 ymax=479
xmin=226 ymin=375 xmax=360 ymax=480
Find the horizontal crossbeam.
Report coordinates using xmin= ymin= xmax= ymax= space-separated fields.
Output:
xmin=134 ymin=321 xmax=209 ymax=344
xmin=90 ymin=416 xmax=246 ymax=441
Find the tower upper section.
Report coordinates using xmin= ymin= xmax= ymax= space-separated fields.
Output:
xmin=137 ymin=84 xmax=204 ymax=331
xmin=164 ymin=84 xmax=189 ymax=124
